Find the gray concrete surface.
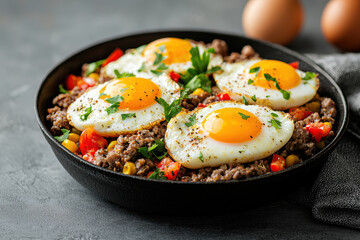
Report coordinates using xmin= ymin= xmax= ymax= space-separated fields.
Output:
xmin=1 ymin=0 xmax=359 ymax=239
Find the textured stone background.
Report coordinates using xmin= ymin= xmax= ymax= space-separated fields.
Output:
xmin=1 ymin=0 xmax=359 ymax=239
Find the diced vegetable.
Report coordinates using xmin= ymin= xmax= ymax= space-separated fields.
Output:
xmin=157 ymin=158 xmax=181 ymax=180
xmin=285 ymin=155 xmax=300 ymax=167
xmin=270 ymin=154 xmax=285 ymax=172
xmin=289 ymin=107 xmax=312 ymax=121
xmin=65 ymin=74 xmax=81 ymax=90
xmin=305 ymin=122 xmax=332 ymax=142
xmin=68 ymin=133 xmax=80 ymax=143
xmin=217 ymin=93 xmax=231 ymax=101
xmin=62 ymin=139 xmax=79 ymax=153
xmin=107 ymin=140 xmax=117 ymax=151
xmin=79 ymin=128 xmax=108 ymax=156
xmin=192 ymin=88 xmax=205 ymax=96
xmin=289 ymin=61 xmax=299 ymax=69
xmin=169 ymin=71 xmax=180 ymax=83
xmin=123 ymin=162 xmax=136 ymax=175
xmin=101 ymin=48 xmax=123 ymax=67
xmin=198 ymin=103 xmax=207 ymax=108
xmin=305 ymin=101 xmax=321 ymax=113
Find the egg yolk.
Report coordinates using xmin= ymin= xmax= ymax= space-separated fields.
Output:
xmin=143 ymin=38 xmax=192 ymax=65
xmin=99 ymin=77 xmax=161 ymax=110
xmin=202 ymin=108 xmax=262 ymax=143
xmin=248 ymin=60 xmax=300 ymax=90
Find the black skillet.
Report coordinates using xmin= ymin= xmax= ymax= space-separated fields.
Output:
xmin=35 ymin=30 xmax=348 ymax=213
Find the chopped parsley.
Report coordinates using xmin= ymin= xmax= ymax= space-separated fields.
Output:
xmin=105 ymin=95 xmax=124 ymax=115
xmin=148 ymin=168 xmax=167 ymax=180
xmin=153 ymin=50 xmax=166 ymax=65
xmin=207 ymin=48 xmax=216 ymax=53
xmin=54 ymin=129 xmax=70 ymax=142
xmin=251 ymin=95 xmax=257 ymax=102
xmin=114 ymin=70 xmax=135 ymax=78
xmin=242 ymin=96 xmax=249 ymax=105
xmin=155 ymin=97 xmax=183 ymax=122
xmin=121 ymin=87 xmax=130 ymax=93
xmin=239 ymin=112 xmax=250 ymax=120
xmin=264 ymin=73 xmax=290 ymax=100
xmin=85 ymin=59 xmax=104 ymax=76
xmin=138 ymin=139 xmax=167 ymax=161
xmin=199 ymin=152 xmax=204 ymax=163
xmin=271 ymin=113 xmax=279 ymax=118
xmin=249 ymin=66 xmax=260 ymax=76
xmin=151 ymin=63 xmax=168 ymax=76
xmin=248 ymin=79 xmax=254 ymax=85
xmin=185 ymin=114 xmax=196 ymax=127
xmin=99 ymin=92 xmax=108 ymax=98
xmin=184 ymin=74 xmax=212 ymax=93
xmin=302 ymin=72 xmax=317 ymax=80
xmin=121 ymin=113 xmax=136 ymax=120
xmin=59 ymin=84 xmax=68 ymax=94
xmin=268 ymin=119 xmax=282 ymax=129
xmin=80 ymin=105 xmax=92 ymax=121
xmin=266 ymin=95 xmax=270 ymax=98
xmin=138 ymin=62 xmax=146 ymax=72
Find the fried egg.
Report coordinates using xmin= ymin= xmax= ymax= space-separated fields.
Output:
xmin=214 ymin=59 xmax=318 ymax=110
xmin=103 ymin=37 xmax=223 ymax=78
xmin=67 ymin=72 xmax=180 ymax=137
xmin=165 ymin=101 xmax=294 ymax=169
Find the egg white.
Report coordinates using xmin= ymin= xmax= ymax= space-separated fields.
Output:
xmin=165 ymin=101 xmax=294 ymax=169
xmin=103 ymin=42 xmax=223 ymax=78
xmin=214 ymin=59 xmax=318 ymax=110
xmin=67 ymin=72 xmax=180 ymax=137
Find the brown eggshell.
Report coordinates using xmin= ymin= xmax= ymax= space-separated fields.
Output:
xmin=242 ymin=0 xmax=304 ymax=45
xmin=321 ymin=0 xmax=360 ymax=52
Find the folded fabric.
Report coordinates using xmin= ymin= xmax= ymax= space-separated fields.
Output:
xmin=293 ymin=54 xmax=360 ymax=228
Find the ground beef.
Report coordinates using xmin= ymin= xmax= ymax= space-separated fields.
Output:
xmin=320 ymin=97 xmax=337 ymax=124
xmin=181 ymin=91 xmax=212 ymax=110
xmin=180 ymin=160 xmax=270 ymax=182
xmin=224 ymin=45 xmax=259 ymax=63
xmin=207 ymin=39 xmax=228 ymax=57
xmin=135 ymin=158 xmax=155 ymax=176
xmin=52 ymin=86 xmax=84 ymax=109
xmin=46 ymin=106 xmax=71 ymax=135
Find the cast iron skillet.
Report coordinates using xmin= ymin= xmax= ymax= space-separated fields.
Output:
xmin=35 ymin=30 xmax=348 ymax=213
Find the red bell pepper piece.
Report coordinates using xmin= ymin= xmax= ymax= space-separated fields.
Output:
xmin=217 ymin=93 xmax=231 ymax=101
xmin=101 ymin=48 xmax=123 ymax=67
xmin=289 ymin=61 xmax=299 ymax=69
xmin=305 ymin=122 xmax=331 ymax=142
xmin=79 ymin=128 xmax=108 ymax=159
xmin=169 ymin=71 xmax=180 ymax=83
xmin=65 ymin=74 xmax=81 ymax=90
xmin=157 ymin=158 xmax=181 ymax=180
xmin=270 ymin=154 xmax=286 ymax=172
xmin=198 ymin=103 xmax=207 ymax=108
xmin=289 ymin=107 xmax=313 ymax=121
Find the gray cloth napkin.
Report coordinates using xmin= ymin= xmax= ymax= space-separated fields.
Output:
xmin=293 ymin=54 xmax=360 ymax=229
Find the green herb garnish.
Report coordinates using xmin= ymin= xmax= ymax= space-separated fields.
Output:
xmin=268 ymin=119 xmax=282 ymax=129
xmin=138 ymin=139 xmax=167 ymax=161
xmin=59 ymin=84 xmax=68 ymax=94
xmin=54 ymin=129 xmax=70 ymax=142
xmin=207 ymin=48 xmax=216 ymax=53
xmin=85 ymin=59 xmax=104 ymax=76
xmin=121 ymin=113 xmax=136 ymax=120
xmin=155 ymin=97 xmax=183 ymax=122
xmin=242 ymin=96 xmax=249 ymax=105
xmin=199 ymin=152 xmax=204 ymax=163
xmin=239 ymin=112 xmax=250 ymax=120
xmin=251 ymin=95 xmax=257 ymax=102
xmin=153 ymin=52 xmax=166 ymax=65
xmin=184 ymin=74 xmax=212 ymax=93
xmin=248 ymin=79 xmax=254 ymax=85
xmin=271 ymin=113 xmax=279 ymax=118
xmin=148 ymin=168 xmax=167 ymax=180
xmin=99 ymin=92 xmax=108 ymax=98
xmin=249 ymin=66 xmax=260 ymax=76
xmin=185 ymin=114 xmax=196 ymax=127
xmin=114 ymin=70 xmax=135 ymax=78
xmin=80 ymin=105 xmax=92 ymax=121
xmin=302 ymin=72 xmax=317 ymax=80
xmin=106 ymin=95 xmax=124 ymax=104
xmin=264 ymin=73 xmax=290 ymax=100
xmin=138 ymin=62 xmax=146 ymax=72
xmin=105 ymin=95 xmax=124 ymax=115
xmin=136 ymin=44 xmax=147 ymax=54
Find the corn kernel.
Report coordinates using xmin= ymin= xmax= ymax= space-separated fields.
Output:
xmin=192 ymin=88 xmax=205 ymax=96
xmin=62 ymin=139 xmax=79 ymax=153
xmin=123 ymin=162 xmax=136 ymax=175
xmin=324 ymin=122 xmax=332 ymax=130
xmin=88 ymin=73 xmax=100 ymax=81
xmin=285 ymin=155 xmax=300 ymax=168
xmin=107 ymin=140 xmax=117 ymax=151
xmin=305 ymin=101 xmax=321 ymax=113
xmin=68 ymin=133 xmax=80 ymax=143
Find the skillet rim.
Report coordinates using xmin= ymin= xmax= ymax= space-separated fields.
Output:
xmin=35 ymin=29 xmax=349 ymax=185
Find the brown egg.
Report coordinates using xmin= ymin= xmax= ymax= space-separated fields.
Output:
xmin=242 ymin=0 xmax=304 ymax=45
xmin=321 ymin=0 xmax=360 ymax=52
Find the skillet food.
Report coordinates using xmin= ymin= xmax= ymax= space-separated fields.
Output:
xmin=46 ymin=37 xmax=337 ymax=182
